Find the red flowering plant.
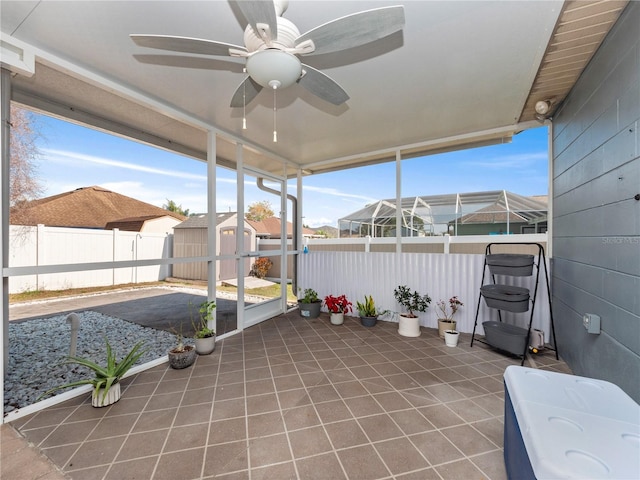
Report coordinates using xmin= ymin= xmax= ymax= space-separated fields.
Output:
xmin=436 ymin=296 xmax=464 ymax=321
xmin=323 ymin=294 xmax=353 ymax=314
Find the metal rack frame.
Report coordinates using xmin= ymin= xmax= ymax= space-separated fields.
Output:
xmin=470 ymin=242 xmax=558 ymax=365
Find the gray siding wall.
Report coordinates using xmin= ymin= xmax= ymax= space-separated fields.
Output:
xmin=552 ymin=2 xmax=639 ymax=401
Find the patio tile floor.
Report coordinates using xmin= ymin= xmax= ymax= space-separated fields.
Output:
xmin=6 ymin=311 xmax=570 ymax=480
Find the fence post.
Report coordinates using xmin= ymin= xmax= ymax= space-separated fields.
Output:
xmin=444 ymin=234 xmax=451 ymax=254
xmin=365 ymin=235 xmax=371 ymax=253
xmin=36 ymin=224 xmax=45 ymax=290
xmin=112 ymin=228 xmax=118 ymax=286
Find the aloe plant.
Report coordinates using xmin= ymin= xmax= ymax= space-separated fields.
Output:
xmin=356 ymin=295 xmax=379 ymax=317
xmin=39 ymin=338 xmax=147 ymax=404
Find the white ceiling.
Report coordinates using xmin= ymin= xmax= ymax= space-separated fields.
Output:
xmin=0 ymin=1 xmax=626 ymax=177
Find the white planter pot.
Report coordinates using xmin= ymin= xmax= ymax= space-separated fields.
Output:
xmin=195 ymin=335 xmax=216 ymax=355
xmin=330 ymin=313 xmax=344 ymax=325
xmin=444 ymin=330 xmax=460 ymax=347
xmin=91 ymin=382 xmax=121 ymax=408
xmin=398 ymin=315 xmax=421 ymax=337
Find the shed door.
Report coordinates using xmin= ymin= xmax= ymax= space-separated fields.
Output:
xmin=219 ymin=228 xmax=236 ymax=281
xmin=219 ymin=228 xmax=252 ymax=281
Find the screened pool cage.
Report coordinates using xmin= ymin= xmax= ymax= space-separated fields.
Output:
xmin=338 ymin=190 xmax=548 ymax=238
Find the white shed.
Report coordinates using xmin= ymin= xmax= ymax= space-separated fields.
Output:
xmin=172 ymin=213 xmax=256 ymax=282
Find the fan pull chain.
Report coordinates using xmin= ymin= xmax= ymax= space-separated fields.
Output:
xmin=273 ymin=86 xmax=278 ymax=143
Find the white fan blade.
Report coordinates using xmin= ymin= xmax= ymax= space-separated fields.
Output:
xmin=298 ymin=64 xmax=349 ymax=105
xmin=131 ymin=34 xmax=247 ymax=57
xmin=232 ymin=0 xmax=278 ymax=43
xmin=230 ymin=77 xmax=263 ymax=107
xmin=295 ymin=6 xmax=405 ymax=56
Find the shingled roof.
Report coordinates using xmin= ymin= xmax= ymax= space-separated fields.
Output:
xmin=10 ymin=186 xmax=185 ymax=228
xmin=246 ymin=217 xmax=316 ymax=238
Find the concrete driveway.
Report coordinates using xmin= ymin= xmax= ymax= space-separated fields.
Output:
xmin=9 ymin=286 xmax=239 ymax=337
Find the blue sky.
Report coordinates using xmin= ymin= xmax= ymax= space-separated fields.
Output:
xmin=34 ymin=113 xmax=548 ymax=228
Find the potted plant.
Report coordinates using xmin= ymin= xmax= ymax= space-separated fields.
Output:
xmin=393 ymin=285 xmax=431 ymax=337
xmin=39 ymin=338 xmax=147 ymax=407
xmin=249 ymin=257 xmax=273 ymax=279
xmin=168 ymin=328 xmax=196 ymax=369
xmin=436 ymin=296 xmax=464 ymax=338
xmin=193 ymin=300 xmax=216 ymax=355
xmin=323 ymin=294 xmax=352 ymax=325
xmin=356 ymin=295 xmax=380 ymax=327
xmin=298 ymin=288 xmax=322 ymax=318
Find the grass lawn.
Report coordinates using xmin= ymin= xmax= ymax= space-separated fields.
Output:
xmin=10 ymin=280 xmax=297 ymax=304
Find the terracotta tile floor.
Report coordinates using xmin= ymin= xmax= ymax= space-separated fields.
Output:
xmin=7 ymin=312 xmax=570 ymax=480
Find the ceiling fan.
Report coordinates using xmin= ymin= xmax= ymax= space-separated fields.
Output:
xmin=131 ymin=0 xmax=405 ymax=108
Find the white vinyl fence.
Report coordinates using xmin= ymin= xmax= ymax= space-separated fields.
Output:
xmin=8 ymin=225 xmax=173 ymax=293
xmin=298 ymin=237 xmax=552 ymax=337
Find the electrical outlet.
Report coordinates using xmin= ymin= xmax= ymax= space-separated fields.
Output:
xmin=583 ymin=313 xmax=601 ymax=334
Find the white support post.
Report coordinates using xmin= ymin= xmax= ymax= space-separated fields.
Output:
xmin=395 ymin=150 xmax=402 ymax=254
xmin=296 ymin=169 xmax=303 ymax=294
xmin=546 ymin=124 xmax=553 ymax=258
xmin=236 ymin=143 xmax=245 ymax=330
xmin=207 ymin=131 xmax=217 ymax=329
xmin=280 ymin=164 xmax=287 ymax=310
xmin=297 ymin=170 xmax=303 ymax=253
xmin=1 ymin=68 xmax=11 ymax=414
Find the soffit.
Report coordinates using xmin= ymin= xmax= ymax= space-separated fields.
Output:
xmin=519 ymin=0 xmax=628 ymax=122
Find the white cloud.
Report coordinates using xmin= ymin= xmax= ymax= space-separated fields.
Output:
xmin=464 ymin=152 xmax=548 ymax=169
xmin=42 ymin=148 xmax=207 ymax=181
xmin=289 ymin=183 xmax=377 ymax=204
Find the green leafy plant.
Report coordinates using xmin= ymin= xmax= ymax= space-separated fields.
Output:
xmin=298 ymin=288 xmax=320 ymax=304
xmin=393 ymin=285 xmax=431 ymax=317
xmin=356 ymin=295 xmax=380 ymax=317
xmin=39 ymin=338 xmax=147 ymax=403
xmin=192 ymin=300 xmax=216 ymax=338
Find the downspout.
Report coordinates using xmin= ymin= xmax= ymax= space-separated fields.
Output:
xmin=256 ymin=178 xmax=298 ymax=293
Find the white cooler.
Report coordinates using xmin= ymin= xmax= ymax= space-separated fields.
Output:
xmin=503 ymin=366 xmax=640 ymax=480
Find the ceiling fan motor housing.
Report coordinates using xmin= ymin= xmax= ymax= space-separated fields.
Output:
xmin=244 ymin=17 xmax=300 ymax=52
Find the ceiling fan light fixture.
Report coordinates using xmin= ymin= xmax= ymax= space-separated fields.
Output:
xmin=246 ymin=49 xmax=301 ymax=89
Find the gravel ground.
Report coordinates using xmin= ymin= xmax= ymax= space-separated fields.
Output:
xmin=5 ymin=311 xmax=185 ymax=413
